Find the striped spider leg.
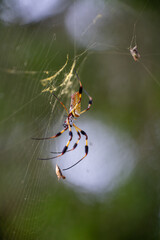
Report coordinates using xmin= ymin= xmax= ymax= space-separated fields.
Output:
xmin=51 ymin=126 xmax=81 ymax=154
xmin=62 ymin=123 xmax=89 ymax=171
xmin=32 ymin=72 xmax=92 ymax=179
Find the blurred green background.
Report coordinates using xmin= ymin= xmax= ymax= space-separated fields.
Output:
xmin=0 ymin=0 xmax=160 ymax=239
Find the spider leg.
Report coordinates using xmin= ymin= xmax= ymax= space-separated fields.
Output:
xmin=38 ymin=121 xmax=73 ymax=160
xmin=68 ymin=127 xmax=81 ymax=152
xmin=80 ymin=89 xmax=92 ymax=115
xmin=32 ymin=127 xmax=68 ymax=140
xmin=129 ymin=23 xmax=136 ymax=49
xmin=51 ymin=126 xmax=81 ymax=154
xmin=63 ymin=123 xmax=88 ymax=171
xmin=52 ymin=93 xmax=68 ymax=114
xmin=75 ymin=71 xmax=92 ymax=115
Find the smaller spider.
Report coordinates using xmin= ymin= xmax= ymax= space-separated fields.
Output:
xmin=130 ymin=45 xmax=140 ymax=61
xmin=129 ymin=24 xmax=140 ymax=62
xmin=32 ymin=72 xmax=92 ymax=178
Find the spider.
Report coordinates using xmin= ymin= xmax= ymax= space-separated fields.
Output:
xmin=129 ymin=23 xmax=140 ymax=61
xmin=130 ymin=45 xmax=140 ymax=61
xmin=32 ymin=72 xmax=92 ymax=176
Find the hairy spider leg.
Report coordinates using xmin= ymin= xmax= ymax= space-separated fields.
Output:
xmin=38 ymin=119 xmax=73 ymax=160
xmin=63 ymin=123 xmax=88 ymax=171
xmin=51 ymin=127 xmax=81 ymax=154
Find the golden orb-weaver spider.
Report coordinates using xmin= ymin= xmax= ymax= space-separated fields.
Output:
xmin=33 ymin=72 xmax=92 ymax=179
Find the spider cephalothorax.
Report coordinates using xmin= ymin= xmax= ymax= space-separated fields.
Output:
xmin=32 ymin=72 xmax=92 ymax=179
xmin=63 ymin=114 xmax=74 ymax=128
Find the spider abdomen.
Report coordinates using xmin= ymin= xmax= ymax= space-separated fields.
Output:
xmin=70 ymin=92 xmax=81 ymax=117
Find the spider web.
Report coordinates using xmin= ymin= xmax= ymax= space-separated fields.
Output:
xmin=0 ymin=11 xmax=97 ymax=238
xmin=0 ymin=0 xmax=160 ymax=240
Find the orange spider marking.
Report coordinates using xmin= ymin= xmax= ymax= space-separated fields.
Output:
xmin=70 ymin=92 xmax=81 ymax=117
